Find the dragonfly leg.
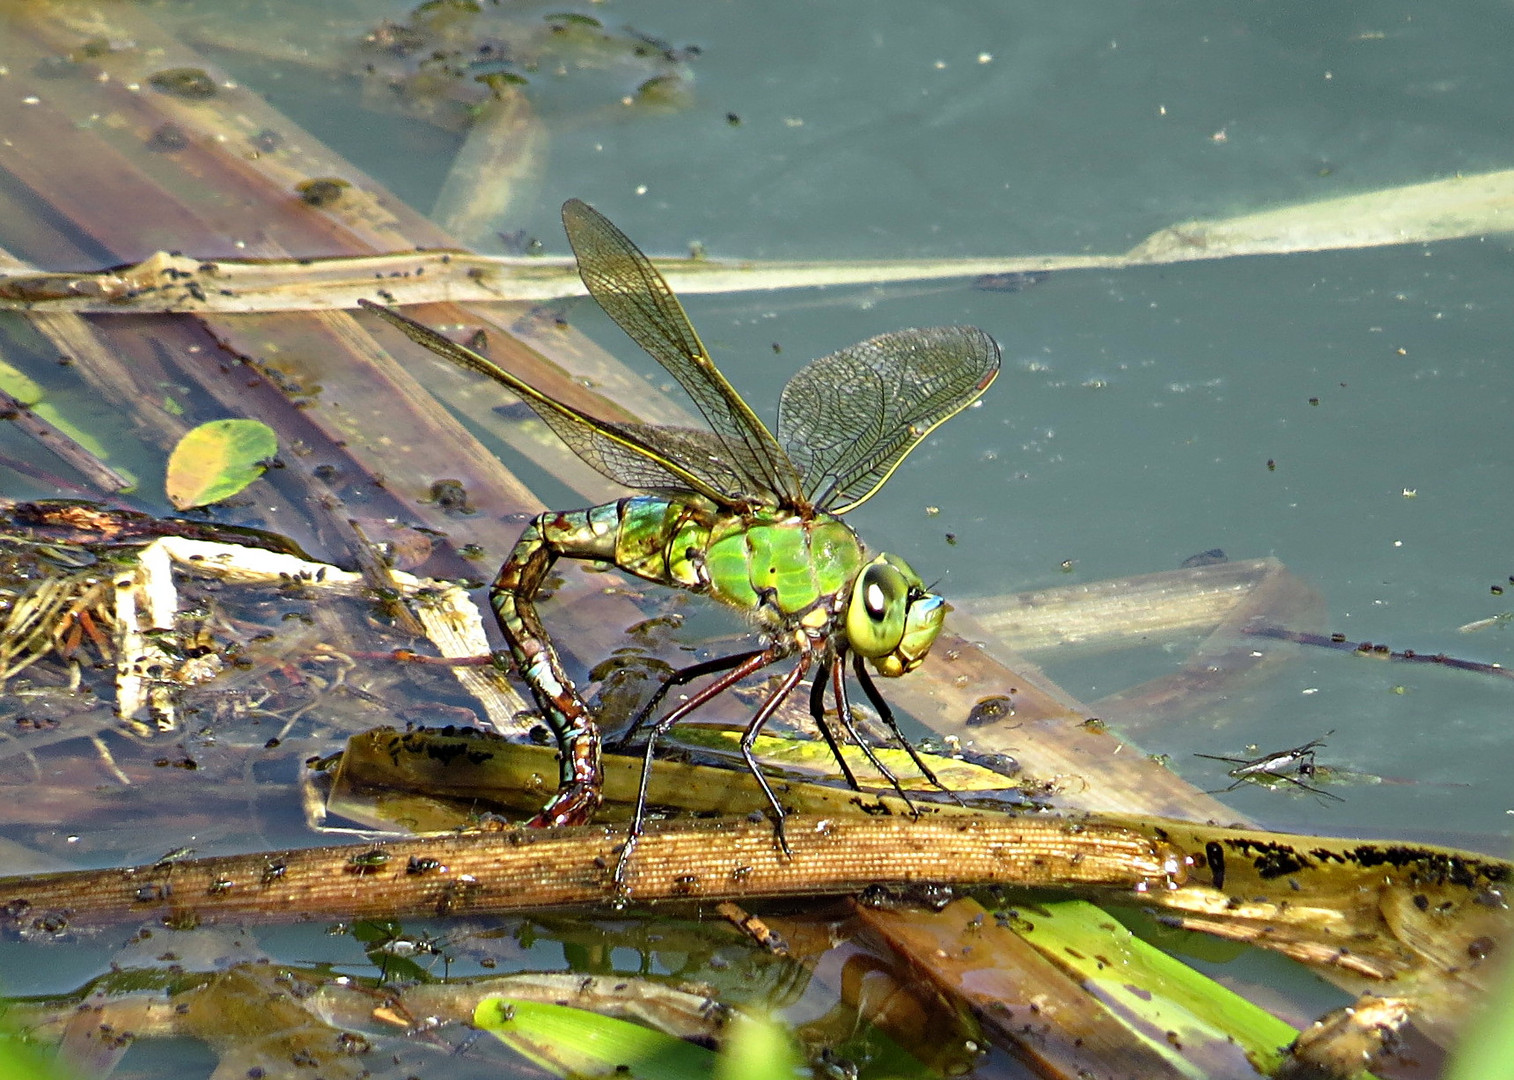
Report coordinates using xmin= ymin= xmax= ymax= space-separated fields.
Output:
xmin=614 ymin=646 xmax=783 ymax=887
xmin=737 ymin=654 xmax=814 ymax=859
xmin=807 ymin=660 xmax=862 ymax=792
xmin=616 ymin=648 xmax=766 ymax=747
xmin=851 ymin=653 xmax=965 ymax=807
xmin=828 ymin=660 xmax=919 ymax=816
xmin=492 ymin=514 xmax=604 ymax=828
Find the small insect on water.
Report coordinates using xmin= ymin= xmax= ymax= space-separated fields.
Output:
xmin=360 ymin=199 xmax=1000 ymax=886
xmin=1195 ymin=731 xmax=1343 ymax=802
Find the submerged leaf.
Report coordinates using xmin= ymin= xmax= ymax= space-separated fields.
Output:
xmin=165 ymin=419 xmax=277 ymax=509
xmin=0 ymin=356 xmax=123 ymax=474
xmin=474 ymin=997 xmax=716 ymax=1079
xmin=1012 ymin=900 xmax=1299 ymax=1076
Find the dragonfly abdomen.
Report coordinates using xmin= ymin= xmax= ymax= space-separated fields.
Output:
xmin=490 ymin=497 xmax=714 ymax=734
xmin=612 ymin=495 xmax=719 ymax=589
xmin=489 ymin=503 xmax=626 ymax=827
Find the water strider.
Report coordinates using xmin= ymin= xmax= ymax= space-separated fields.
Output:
xmin=361 ymin=198 xmax=999 ymax=880
xmin=1195 ymin=732 xmax=1344 ymax=802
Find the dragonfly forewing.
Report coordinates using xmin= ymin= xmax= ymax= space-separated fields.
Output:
xmin=778 ymin=325 xmax=1000 ymax=513
xmin=562 ymin=198 xmax=805 ymax=507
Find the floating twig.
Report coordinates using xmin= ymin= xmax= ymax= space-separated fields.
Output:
xmin=1246 ymin=626 xmax=1512 ymax=681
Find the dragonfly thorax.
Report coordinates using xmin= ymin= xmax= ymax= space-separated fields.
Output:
xmin=845 ymin=553 xmax=946 ymax=678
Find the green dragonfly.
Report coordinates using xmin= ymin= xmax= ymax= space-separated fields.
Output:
xmin=361 ymin=198 xmax=999 ymax=877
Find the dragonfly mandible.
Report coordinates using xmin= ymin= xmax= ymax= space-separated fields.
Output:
xmin=361 ymin=199 xmax=1000 ymax=880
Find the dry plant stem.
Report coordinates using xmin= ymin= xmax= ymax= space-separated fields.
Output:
xmin=1248 ymin=625 xmax=1514 ymax=682
xmin=7 ymin=804 xmax=1505 ymax=1005
xmin=7 ymin=167 xmax=1514 ymax=313
xmin=342 ymin=518 xmax=427 ymax=638
xmin=0 ymin=815 xmax=1179 ymax=928
xmin=0 ymin=449 xmax=95 ymax=495
xmin=11 ymin=967 xmax=744 ymax=1054
xmin=0 ymin=249 xmax=1084 ymax=313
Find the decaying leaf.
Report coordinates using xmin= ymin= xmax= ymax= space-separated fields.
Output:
xmin=165 ymin=418 xmax=277 ymax=510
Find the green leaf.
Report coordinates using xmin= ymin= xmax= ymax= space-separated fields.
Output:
xmin=672 ymin=727 xmax=1015 ymax=791
xmin=165 ymin=419 xmax=276 ymax=510
xmin=1446 ymin=926 xmax=1514 ymax=1080
xmin=713 ymin=1013 xmax=801 ymax=1080
xmin=0 ymin=1036 xmax=70 ymax=1080
xmin=474 ymin=997 xmax=717 ymax=1079
xmin=1011 ymin=899 xmax=1300 ymax=1077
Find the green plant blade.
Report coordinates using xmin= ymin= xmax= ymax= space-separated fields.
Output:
xmin=0 ymin=356 xmax=135 ymax=486
xmin=474 ymin=997 xmax=717 ymax=1080
xmin=1011 ymin=899 xmax=1300 ymax=1077
xmin=672 ymin=727 xmax=1016 ymax=791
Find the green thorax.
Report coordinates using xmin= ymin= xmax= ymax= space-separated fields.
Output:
xmin=608 ymin=494 xmax=865 ymax=621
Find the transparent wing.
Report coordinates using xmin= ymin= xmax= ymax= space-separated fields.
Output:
xmin=588 ymin=422 xmax=757 ymax=498
xmin=562 ymin=198 xmax=804 ymax=506
xmin=360 ymin=300 xmax=754 ymax=506
xmin=778 ymin=326 xmax=1001 ymax=514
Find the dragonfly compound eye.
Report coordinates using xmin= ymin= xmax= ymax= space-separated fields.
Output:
xmin=847 ymin=556 xmax=909 ymax=658
xmin=849 ymin=549 xmax=945 ymax=670
xmin=850 ymin=553 xmax=944 ymax=677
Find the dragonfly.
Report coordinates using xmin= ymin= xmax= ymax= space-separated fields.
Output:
xmin=360 ymin=198 xmax=1000 ymax=879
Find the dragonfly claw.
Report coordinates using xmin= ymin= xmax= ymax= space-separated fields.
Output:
xmin=773 ymin=816 xmax=794 ymax=859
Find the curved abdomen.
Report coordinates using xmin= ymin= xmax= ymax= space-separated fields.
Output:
xmin=490 ymin=496 xmax=865 ymax=825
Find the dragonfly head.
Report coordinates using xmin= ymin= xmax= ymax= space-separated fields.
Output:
xmin=845 ymin=553 xmax=946 ymax=678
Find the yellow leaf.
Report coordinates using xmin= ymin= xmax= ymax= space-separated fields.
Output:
xmin=165 ymin=419 xmax=277 ymax=510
